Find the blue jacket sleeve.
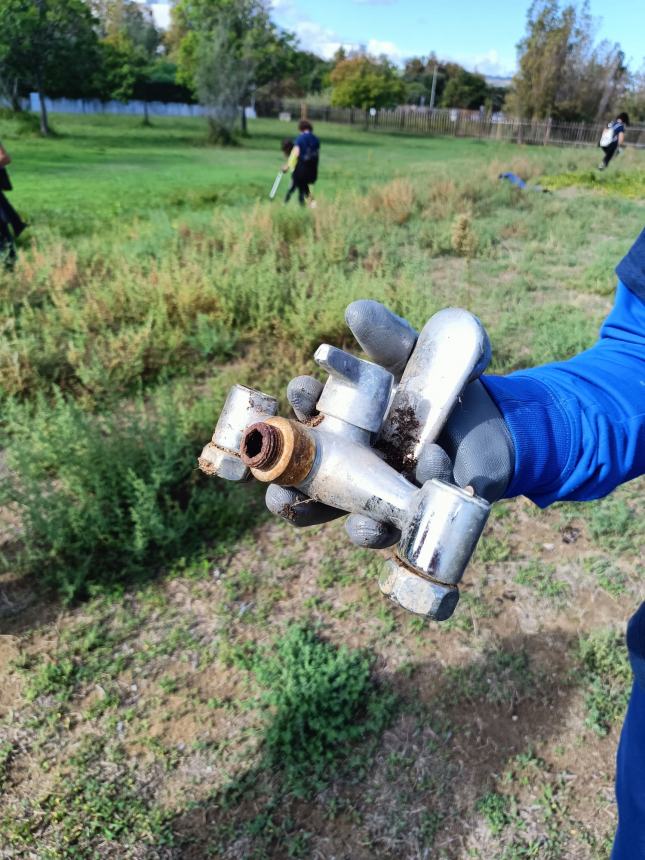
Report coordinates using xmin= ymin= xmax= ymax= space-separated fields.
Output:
xmin=481 ymin=229 xmax=645 ymax=507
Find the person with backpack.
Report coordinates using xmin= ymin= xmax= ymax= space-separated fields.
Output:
xmin=0 ymin=142 xmax=28 ymax=269
xmin=598 ymin=112 xmax=629 ymax=170
xmin=284 ymin=120 xmax=320 ymax=207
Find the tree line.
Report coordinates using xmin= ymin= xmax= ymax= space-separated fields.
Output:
xmin=0 ymin=0 xmax=643 ymax=139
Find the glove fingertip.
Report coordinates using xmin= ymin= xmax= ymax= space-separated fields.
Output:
xmin=345 ymin=515 xmax=400 ymax=548
xmin=287 ymin=375 xmax=324 ymax=421
xmin=345 ymin=300 xmax=417 ymax=376
xmin=415 ymin=443 xmax=454 ymax=485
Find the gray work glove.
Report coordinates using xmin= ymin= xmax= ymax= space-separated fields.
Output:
xmin=265 ymin=300 xmax=515 ymax=548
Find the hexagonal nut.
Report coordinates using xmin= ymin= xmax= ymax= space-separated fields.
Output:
xmin=198 ymin=442 xmax=250 ymax=482
xmin=378 ymin=558 xmax=459 ymax=622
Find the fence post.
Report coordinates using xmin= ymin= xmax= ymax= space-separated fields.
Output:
xmin=543 ymin=117 xmax=551 ymax=145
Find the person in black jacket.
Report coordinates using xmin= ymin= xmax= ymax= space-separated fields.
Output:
xmin=284 ymin=120 xmax=320 ymax=207
xmin=0 ymin=142 xmax=28 ymax=268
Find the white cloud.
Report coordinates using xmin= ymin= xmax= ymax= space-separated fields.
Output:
xmin=451 ymin=49 xmax=515 ymax=78
xmin=291 ymin=20 xmax=350 ymax=58
xmin=367 ymin=39 xmax=403 ymax=60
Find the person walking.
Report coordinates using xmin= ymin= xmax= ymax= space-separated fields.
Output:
xmin=598 ymin=112 xmax=629 ymax=170
xmin=280 ymin=138 xmax=299 ymax=203
xmin=265 ymin=230 xmax=645 ymax=859
xmin=0 ymin=141 xmax=28 ymax=269
xmin=284 ymin=120 xmax=320 ymax=207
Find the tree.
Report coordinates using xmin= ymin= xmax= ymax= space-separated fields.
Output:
xmin=330 ymin=55 xmax=405 ymax=110
xmin=402 ymin=56 xmax=443 ymax=106
xmin=194 ymin=19 xmax=256 ymax=143
xmin=507 ymin=0 xmax=628 ymax=121
xmin=440 ymin=68 xmax=489 ymax=109
xmin=169 ymin=0 xmax=290 ymax=137
xmin=0 ymin=0 xmax=99 ymax=135
xmin=624 ymin=64 xmax=645 ymax=123
xmin=94 ymin=0 xmax=162 ymax=123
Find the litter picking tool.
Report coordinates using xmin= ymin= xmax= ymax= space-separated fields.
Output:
xmin=199 ymin=309 xmax=492 ymax=622
xmin=269 ymin=171 xmax=283 ymax=200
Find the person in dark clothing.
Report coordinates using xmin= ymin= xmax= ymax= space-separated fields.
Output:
xmin=284 ymin=120 xmax=320 ymax=206
xmin=0 ymin=142 xmax=27 ymax=269
xmin=280 ymin=138 xmax=299 ymax=204
xmin=598 ymin=112 xmax=629 ymax=170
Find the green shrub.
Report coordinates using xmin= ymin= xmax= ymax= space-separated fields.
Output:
xmin=578 ymin=629 xmax=631 ymax=735
xmin=252 ymin=624 xmax=395 ymax=791
xmin=1 ymin=390 xmax=258 ymax=601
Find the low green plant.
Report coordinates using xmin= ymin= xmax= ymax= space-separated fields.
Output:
xmin=1 ymin=390 xmax=258 ymax=600
xmin=252 ymin=624 xmax=396 ymax=791
xmin=446 ymin=647 xmax=534 ymax=705
xmin=578 ymin=629 xmax=631 ymax=735
xmin=515 ymin=561 xmax=569 ymax=600
xmin=477 ymin=790 xmax=511 ymax=835
xmin=18 ymin=608 xmax=142 ymax=703
xmin=542 ymin=168 xmax=645 ymax=199
xmin=584 ymin=496 xmax=639 ymax=553
xmin=0 ymin=742 xmax=13 ymax=794
xmin=0 ymin=737 xmax=172 ymax=856
xmin=584 ymin=556 xmax=628 ymax=597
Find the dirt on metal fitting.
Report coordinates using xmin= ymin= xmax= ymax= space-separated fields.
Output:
xmin=378 ymin=403 xmax=420 ymax=475
xmin=241 ymin=422 xmax=284 ymax=469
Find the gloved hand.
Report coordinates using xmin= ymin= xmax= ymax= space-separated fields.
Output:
xmin=265 ymin=300 xmax=515 ymax=548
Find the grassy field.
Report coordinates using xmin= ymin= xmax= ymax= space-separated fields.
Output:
xmin=0 ymin=114 xmax=643 ymax=859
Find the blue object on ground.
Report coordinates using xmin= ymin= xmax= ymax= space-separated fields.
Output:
xmin=499 ymin=171 xmax=528 ymax=188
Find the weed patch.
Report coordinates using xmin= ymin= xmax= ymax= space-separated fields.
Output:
xmin=1 ymin=391 xmax=258 ymax=600
xmin=542 ymin=168 xmax=645 ymax=199
xmin=0 ymin=737 xmax=172 ymax=856
xmin=252 ymin=624 xmax=396 ymax=792
xmin=577 ymin=629 xmax=631 ymax=735
xmin=515 ymin=561 xmax=570 ymax=601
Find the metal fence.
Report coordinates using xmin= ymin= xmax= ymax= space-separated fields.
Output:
xmin=282 ymin=104 xmax=645 ymax=149
xmin=24 ymin=94 xmax=258 ymax=120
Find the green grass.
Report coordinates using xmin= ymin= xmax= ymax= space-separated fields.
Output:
xmin=578 ymin=629 xmax=632 ymax=736
xmin=542 ymin=165 xmax=645 ymax=198
xmin=1 ymin=736 xmax=173 ymax=857
xmin=515 ymin=561 xmax=570 ymax=601
xmin=0 ymin=114 xmax=559 ymax=237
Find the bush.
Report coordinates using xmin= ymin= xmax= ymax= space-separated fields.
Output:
xmin=1 ymin=390 xmax=257 ymax=601
xmin=252 ymin=624 xmax=395 ymax=791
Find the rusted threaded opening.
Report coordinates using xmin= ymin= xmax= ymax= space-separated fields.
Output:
xmin=241 ymin=422 xmax=283 ymax=469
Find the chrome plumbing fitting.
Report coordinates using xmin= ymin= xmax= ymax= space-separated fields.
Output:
xmin=198 ymin=384 xmax=278 ymax=482
xmin=199 ymin=308 xmax=492 ymax=621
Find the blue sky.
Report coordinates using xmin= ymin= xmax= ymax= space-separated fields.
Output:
xmin=146 ymin=1 xmax=644 ymax=78
xmin=269 ymin=0 xmax=645 ymax=77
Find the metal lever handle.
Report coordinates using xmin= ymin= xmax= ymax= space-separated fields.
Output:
xmin=314 ymin=344 xmax=394 ymax=433
xmin=377 ymin=308 xmax=491 ymax=477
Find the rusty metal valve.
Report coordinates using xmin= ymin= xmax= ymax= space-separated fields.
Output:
xmin=199 ymin=308 xmax=493 ymax=621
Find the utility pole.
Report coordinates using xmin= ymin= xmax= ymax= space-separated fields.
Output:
xmin=429 ymin=64 xmax=438 ymax=110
